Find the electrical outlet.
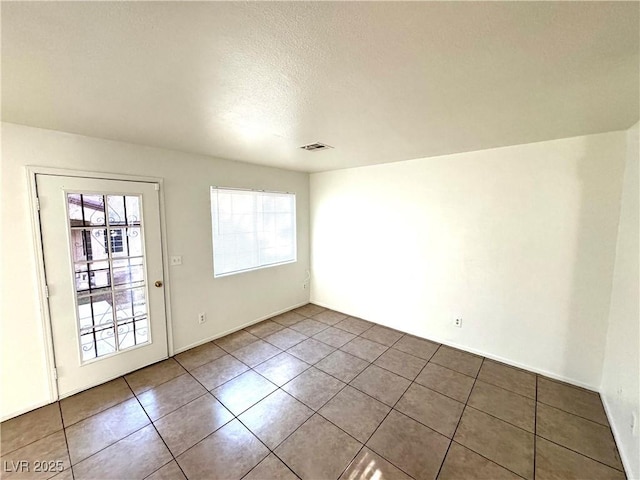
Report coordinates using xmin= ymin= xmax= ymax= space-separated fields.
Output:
xmin=454 ymin=317 xmax=462 ymax=328
xmin=198 ymin=312 xmax=206 ymax=324
xmin=303 ymin=281 xmax=308 ymax=289
xmin=170 ymin=256 xmax=182 ymax=266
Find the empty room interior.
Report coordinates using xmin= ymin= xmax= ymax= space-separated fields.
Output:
xmin=1 ymin=2 xmax=639 ymax=480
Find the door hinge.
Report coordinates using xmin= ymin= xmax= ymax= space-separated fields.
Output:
xmin=53 ymin=368 xmax=58 ymax=380
xmin=44 ymin=285 xmax=50 ymax=298
xmin=154 ymin=184 xmax=160 ymax=191
xmin=35 ymin=197 xmax=41 ymax=211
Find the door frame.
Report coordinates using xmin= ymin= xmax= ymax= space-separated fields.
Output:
xmin=26 ymin=166 xmax=175 ymax=403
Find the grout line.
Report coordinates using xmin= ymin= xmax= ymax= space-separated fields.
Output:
xmin=434 ymin=356 xmax=485 ymax=480
xmin=57 ymin=402 xmax=75 ymax=480
xmin=445 ymin=441 xmax=529 ymax=480
xmin=127 ymin=359 xmax=189 ymax=396
xmin=471 ymin=377 xmax=536 ymax=401
xmin=335 ymin=350 xmax=427 ymax=480
xmin=122 ymin=376 xmax=191 ymax=480
xmin=534 ymin=398 xmax=613 ymax=428
xmin=534 ymin=433 xmax=626 ymax=473
xmin=142 ymin=458 xmax=178 ymax=480
xmin=425 ymin=357 xmax=478 ymax=380
xmin=0 ymin=428 xmax=67 ymax=457
xmin=463 ymin=404 xmax=536 ymax=435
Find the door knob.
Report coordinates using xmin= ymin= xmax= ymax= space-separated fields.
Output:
xmin=154 ymin=280 xmax=163 ymax=287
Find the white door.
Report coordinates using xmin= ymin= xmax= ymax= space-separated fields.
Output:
xmin=36 ymin=174 xmax=168 ymax=398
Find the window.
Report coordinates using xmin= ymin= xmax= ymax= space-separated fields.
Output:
xmin=210 ymin=187 xmax=296 ymax=277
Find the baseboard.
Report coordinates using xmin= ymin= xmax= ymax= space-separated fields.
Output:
xmin=173 ymin=301 xmax=309 ymax=355
xmin=431 ymin=337 xmax=599 ymax=391
xmin=309 ymin=300 xmax=599 ymax=392
xmin=601 ymin=395 xmax=634 ymax=479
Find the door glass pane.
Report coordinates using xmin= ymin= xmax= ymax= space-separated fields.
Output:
xmin=67 ymin=193 xmax=151 ymax=362
xmin=67 ymin=194 xmax=106 ymax=226
xmin=112 ymin=257 xmax=144 ymax=287
xmin=110 ymin=227 xmax=143 ymax=258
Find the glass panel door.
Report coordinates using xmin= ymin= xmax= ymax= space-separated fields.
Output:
xmin=67 ymin=193 xmax=150 ymax=362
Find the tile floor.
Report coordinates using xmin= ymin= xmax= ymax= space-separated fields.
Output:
xmin=0 ymin=304 xmax=627 ymax=480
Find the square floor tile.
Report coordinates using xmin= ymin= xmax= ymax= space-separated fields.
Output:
xmin=212 ymin=370 xmax=277 ymax=415
xmin=232 ymin=339 xmax=281 ymax=367
xmin=146 ymin=461 xmax=187 ymax=480
xmin=315 ymin=350 xmax=369 ymax=383
xmin=290 ymin=318 xmax=329 ymax=336
xmin=334 ymin=317 xmax=373 ymax=335
xmin=454 ymin=407 xmax=534 ymax=479
xmin=287 ymin=338 xmax=335 ymax=364
xmin=263 ymin=327 xmax=308 ymax=350
xmin=254 ymin=352 xmax=310 ymax=386
xmin=393 ymin=335 xmax=440 ymax=360
xmin=536 ymin=403 xmax=622 ymax=470
xmin=73 ymin=425 xmax=171 ymax=480
xmin=360 ymin=325 xmax=403 ymax=346
xmin=0 ymin=403 xmax=62 ymax=455
xmin=244 ymin=454 xmax=298 ymax=480
xmin=319 ymin=386 xmax=390 ymax=442
xmin=154 ymin=393 xmax=233 ymax=456
xmin=312 ymin=309 xmax=348 ymax=326
xmin=271 ymin=311 xmax=306 ymax=327
xmin=367 ymin=410 xmax=449 ymax=480
xmin=214 ymin=330 xmax=259 ymax=352
xmin=125 ymin=358 xmax=186 ymax=395
xmin=60 ymin=377 xmax=133 ymax=426
xmin=282 ymin=367 xmax=346 ymax=410
xmin=395 ymin=383 xmax=464 ymax=438
xmin=535 ymin=437 xmax=625 ymax=480
xmin=313 ymin=326 xmax=356 ymax=348
xmin=537 ymin=377 xmax=608 ymax=425
xmin=138 ymin=374 xmax=206 ymax=420
xmin=340 ymin=447 xmax=413 ymax=480
xmin=0 ymin=431 xmax=70 ymax=480
xmin=477 ymin=360 xmax=536 ymax=399
xmin=341 ymin=337 xmax=388 ymax=362
xmin=176 ymin=420 xmax=268 ymax=480
xmin=351 ymin=365 xmax=411 ymax=406
xmin=190 ymin=354 xmax=249 ymax=390
xmin=246 ymin=320 xmax=285 ymax=338
xmin=374 ymin=348 xmax=427 ymax=380
xmin=175 ymin=342 xmax=226 ymax=371
xmin=239 ymin=389 xmax=313 ymax=449
xmin=276 ymin=414 xmax=362 ymax=480
xmin=468 ymin=381 xmax=535 ymax=432
xmin=294 ymin=303 xmax=326 ymax=317
xmin=66 ymin=397 xmax=149 ymax=464
xmin=438 ymin=442 xmax=522 ymax=480
xmin=430 ymin=346 xmax=483 ymax=378
xmin=415 ymin=362 xmax=475 ymax=403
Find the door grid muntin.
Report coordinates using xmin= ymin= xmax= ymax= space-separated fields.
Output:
xmin=66 ymin=192 xmax=151 ymax=363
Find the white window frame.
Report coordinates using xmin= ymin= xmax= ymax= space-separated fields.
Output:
xmin=210 ymin=186 xmax=297 ymax=278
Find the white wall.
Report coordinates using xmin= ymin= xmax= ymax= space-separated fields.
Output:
xmin=601 ymin=122 xmax=639 ymax=479
xmin=311 ymin=131 xmax=626 ymax=389
xmin=0 ymin=123 xmax=310 ymax=420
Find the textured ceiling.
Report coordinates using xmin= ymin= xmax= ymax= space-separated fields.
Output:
xmin=2 ymin=2 xmax=639 ymax=172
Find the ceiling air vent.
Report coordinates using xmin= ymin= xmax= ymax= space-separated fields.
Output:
xmin=300 ymin=142 xmax=333 ymax=152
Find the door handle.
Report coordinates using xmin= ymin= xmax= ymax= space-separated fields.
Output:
xmin=154 ymin=280 xmax=163 ymax=288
